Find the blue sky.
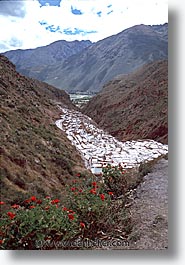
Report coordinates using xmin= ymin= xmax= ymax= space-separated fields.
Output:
xmin=0 ymin=0 xmax=168 ymax=52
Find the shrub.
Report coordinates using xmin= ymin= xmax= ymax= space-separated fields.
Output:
xmin=0 ymin=173 xmax=132 ymax=249
xmin=64 ymin=180 xmax=113 ymax=239
xmin=102 ymin=164 xmax=128 ymax=197
xmin=0 ymin=197 xmax=79 ymax=249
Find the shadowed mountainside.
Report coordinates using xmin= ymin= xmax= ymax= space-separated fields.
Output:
xmin=0 ymin=55 xmax=89 ymax=205
xmin=83 ymin=60 xmax=168 ymax=144
xmin=2 ymin=40 xmax=92 ymax=81
xmin=2 ymin=24 xmax=167 ymax=94
xmin=43 ymin=23 xmax=168 ymax=93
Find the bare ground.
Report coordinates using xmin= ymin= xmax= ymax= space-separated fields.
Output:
xmin=127 ymin=158 xmax=168 ymax=249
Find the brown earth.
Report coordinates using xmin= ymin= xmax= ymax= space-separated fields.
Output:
xmin=83 ymin=60 xmax=168 ymax=144
xmin=0 ymin=55 xmax=89 ymax=206
xmin=128 ymin=158 xmax=168 ymax=249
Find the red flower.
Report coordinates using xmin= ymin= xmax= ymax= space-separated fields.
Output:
xmin=37 ymin=200 xmax=42 ymax=204
xmin=92 ymin=182 xmax=97 ymax=187
xmin=76 ymin=173 xmax=81 ymax=177
xmin=45 ymin=206 xmax=50 ymax=211
xmin=63 ymin=207 xmax=68 ymax=211
xmin=100 ymin=194 xmax=105 ymax=201
xmin=30 ymin=196 xmax=37 ymax=201
xmin=108 ymin=192 xmax=114 ymax=196
xmin=7 ymin=212 xmax=16 ymax=219
xmin=68 ymin=214 xmax=75 ymax=220
xmin=90 ymin=188 xmax=96 ymax=194
xmin=45 ymin=196 xmax=51 ymax=199
xmin=0 ymin=240 xmax=3 ymax=244
xmin=29 ymin=205 xmax=35 ymax=209
xmin=11 ymin=204 xmax=20 ymax=209
xmin=68 ymin=209 xmax=75 ymax=213
xmin=24 ymin=199 xmax=30 ymax=204
xmin=80 ymin=222 xmax=85 ymax=229
xmin=72 ymin=180 xmax=77 ymax=183
xmin=79 ymin=189 xmax=83 ymax=193
xmin=51 ymin=199 xmax=60 ymax=204
xmin=71 ymin=187 xmax=76 ymax=192
xmin=0 ymin=201 xmax=5 ymax=205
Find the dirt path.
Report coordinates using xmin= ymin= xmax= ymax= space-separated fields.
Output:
xmin=127 ymin=158 xmax=168 ymax=249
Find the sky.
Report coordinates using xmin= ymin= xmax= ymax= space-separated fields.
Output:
xmin=0 ymin=0 xmax=168 ymax=53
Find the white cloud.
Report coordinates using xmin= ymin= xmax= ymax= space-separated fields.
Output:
xmin=0 ymin=0 xmax=168 ymax=52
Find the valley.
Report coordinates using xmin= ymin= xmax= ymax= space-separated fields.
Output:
xmin=69 ymin=93 xmax=94 ymax=108
xmin=2 ymin=23 xmax=168 ymax=94
xmin=0 ymin=22 xmax=168 ymax=249
xmin=56 ymin=107 xmax=168 ymax=174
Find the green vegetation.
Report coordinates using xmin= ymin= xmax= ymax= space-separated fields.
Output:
xmin=0 ymin=170 xmax=132 ymax=250
xmin=0 ymin=159 xmax=159 ymax=249
xmin=69 ymin=94 xmax=94 ymax=108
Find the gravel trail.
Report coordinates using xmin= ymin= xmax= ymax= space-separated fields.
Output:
xmin=128 ymin=158 xmax=168 ymax=249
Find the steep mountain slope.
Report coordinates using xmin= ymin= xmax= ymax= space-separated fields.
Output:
xmin=2 ymin=40 xmax=92 ymax=80
xmin=0 ymin=55 xmax=88 ymax=205
xmin=44 ymin=23 xmax=168 ymax=93
xmin=2 ymin=24 xmax=167 ymax=94
xmin=83 ymin=60 xmax=168 ymax=144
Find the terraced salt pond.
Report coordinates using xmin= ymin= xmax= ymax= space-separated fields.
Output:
xmin=56 ymin=108 xmax=168 ymax=174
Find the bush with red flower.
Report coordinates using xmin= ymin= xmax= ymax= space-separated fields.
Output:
xmin=102 ymin=164 xmax=128 ymax=197
xmin=0 ymin=196 xmax=80 ymax=249
xmin=0 ymin=174 xmax=132 ymax=249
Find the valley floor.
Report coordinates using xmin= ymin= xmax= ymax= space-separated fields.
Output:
xmin=56 ymin=108 xmax=168 ymax=174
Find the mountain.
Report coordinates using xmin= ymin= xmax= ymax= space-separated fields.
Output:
xmin=2 ymin=40 xmax=92 ymax=81
xmin=0 ymin=55 xmax=88 ymax=205
xmin=2 ymin=23 xmax=168 ymax=94
xmin=83 ymin=60 xmax=168 ymax=144
xmin=34 ymin=23 xmax=168 ymax=93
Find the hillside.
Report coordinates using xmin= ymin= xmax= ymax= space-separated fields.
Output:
xmin=2 ymin=40 xmax=92 ymax=81
xmin=0 ymin=55 xmax=88 ymax=205
xmin=83 ymin=60 xmax=168 ymax=144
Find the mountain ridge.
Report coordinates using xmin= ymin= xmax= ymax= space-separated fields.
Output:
xmin=2 ymin=40 xmax=92 ymax=81
xmin=2 ymin=23 xmax=168 ymax=93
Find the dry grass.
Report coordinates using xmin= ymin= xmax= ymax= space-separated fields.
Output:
xmin=0 ymin=55 xmax=90 ymax=206
xmin=83 ymin=60 xmax=168 ymax=144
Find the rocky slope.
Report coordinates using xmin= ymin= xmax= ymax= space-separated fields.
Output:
xmin=0 ymin=55 xmax=88 ymax=205
xmin=2 ymin=24 xmax=167 ymax=94
xmin=83 ymin=60 xmax=168 ymax=144
xmin=2 ymin=40 xmax=92 ymax=81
